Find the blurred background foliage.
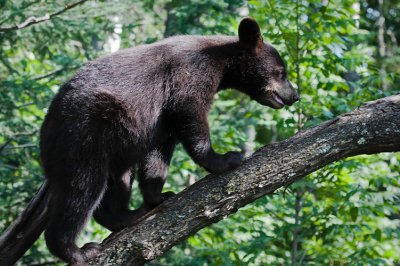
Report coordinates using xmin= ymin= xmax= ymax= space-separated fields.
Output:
xmin=0 ymin=0 xmax=399 ymax=265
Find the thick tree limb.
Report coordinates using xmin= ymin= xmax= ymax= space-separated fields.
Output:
xmin=0 ymin=0 xmax=88 ymax=33
xmin=1 ymin=94 xmax=399 ymax=265
xmin=86 ymin=93 xmax=400 ymax=265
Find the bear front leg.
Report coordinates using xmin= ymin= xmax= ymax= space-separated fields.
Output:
xmin=170 ymin=106 xmax=243 ymax=174
xmin=138 ymin=137 xmax=177 ymax=210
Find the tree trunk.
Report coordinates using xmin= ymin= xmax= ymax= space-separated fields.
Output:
xmin=84 ymin=93 xmax=400 ymax=265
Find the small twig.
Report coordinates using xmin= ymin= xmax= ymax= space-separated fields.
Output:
xmin=33 ymin=65 xmax=80 ymax=81
xmin=14 ymin=130 xmax=38 ymax=136
xmin=0 ymin=130 xmax=38 ymax=153
xmin=33 ymin=69 xmax=64 ymax=81
xmin=291 ymin=187 xmax=304 ymax=266
xmin=298 ymin=229 xmax=318 ymax=265
xmin=266 ymin=208 xmax=287 ymax=223
xmin=0 ymin=138 xmax=13 ymax=153
xmin=265 ymin=1 xmax=292 ymax=54
xmin=0 ymin=0 xmax=88 ymax=33
xmin=0 ymin=0 xmax=42 ymax=26
xmin=4 ymin=144 xmax=37 ymax=149
xmin=1 ymin=164 xmax=19 ymax=170
xmin=295 ymin=0 xmax=303 ymax=131
xmin=15 ymin=102 xmax=35 ymax=108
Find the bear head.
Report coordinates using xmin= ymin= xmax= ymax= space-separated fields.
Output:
xmin=230 ymin=17 xmax=300 ymax=109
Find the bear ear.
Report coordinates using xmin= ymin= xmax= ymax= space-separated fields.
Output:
xmin=238 ymin=17 xmax=263 ymax=50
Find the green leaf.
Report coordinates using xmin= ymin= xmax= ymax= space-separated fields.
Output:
xmin=350 ymin=206 xmax=358 ymax=222
xmin=374 ymin=229 xmax=382 ymax=242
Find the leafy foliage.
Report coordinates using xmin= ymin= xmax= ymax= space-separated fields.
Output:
xmin=0 ymin=0 xmax=399 ymax=265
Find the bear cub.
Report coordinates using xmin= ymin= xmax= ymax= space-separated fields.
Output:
xmin=39 ymin=17 xmax=299 ymax=264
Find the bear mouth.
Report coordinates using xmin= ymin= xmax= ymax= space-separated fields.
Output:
xmin=270 ymin=92 xmax=285 ymax=108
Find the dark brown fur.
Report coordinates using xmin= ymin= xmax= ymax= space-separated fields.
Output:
xmin=39 ymin=17 xmax=298 ymax=264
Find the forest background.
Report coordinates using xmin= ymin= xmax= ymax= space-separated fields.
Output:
xmin=0 ymin=0 xmax=399 ymax=265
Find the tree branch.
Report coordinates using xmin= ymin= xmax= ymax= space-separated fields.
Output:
xmin=84 ymin=93 xmax=400 ymax=265
xmin=0 ymin=0 xmax=88 ymax=33
xmin=1 ymin=94 xmax=399 ymax=265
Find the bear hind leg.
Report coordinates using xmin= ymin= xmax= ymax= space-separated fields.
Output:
xmin=94 ymin=138 xmax=177 ymax=232
xmin=93 ymin=168 xmax=147 ymax=232
xmin=44 ymin=167 xmax=107 ymax=264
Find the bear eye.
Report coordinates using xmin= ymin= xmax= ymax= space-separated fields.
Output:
xmin=276 ymin=68 xmax=285 ymax=79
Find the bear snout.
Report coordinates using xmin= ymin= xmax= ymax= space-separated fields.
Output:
xmin=287 ymin=81 xmax=300 ymax=104
xmin=292 ymin=91 xmax=300 ymax=103
xmin=274 ymin=90 xmax=299 ymax=107
xmin=283 ymin=92 xmax=299 ymax=106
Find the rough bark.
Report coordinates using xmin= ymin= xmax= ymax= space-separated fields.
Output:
xmin=84 ymin=93 xmax=400 ymax=265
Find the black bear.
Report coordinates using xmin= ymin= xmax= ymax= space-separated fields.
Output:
xmin=39 ymin=17 xmax=299 ymax=264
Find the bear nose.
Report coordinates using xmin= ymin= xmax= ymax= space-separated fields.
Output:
xmin=292 ymin=92 xmax=300 ymax=103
